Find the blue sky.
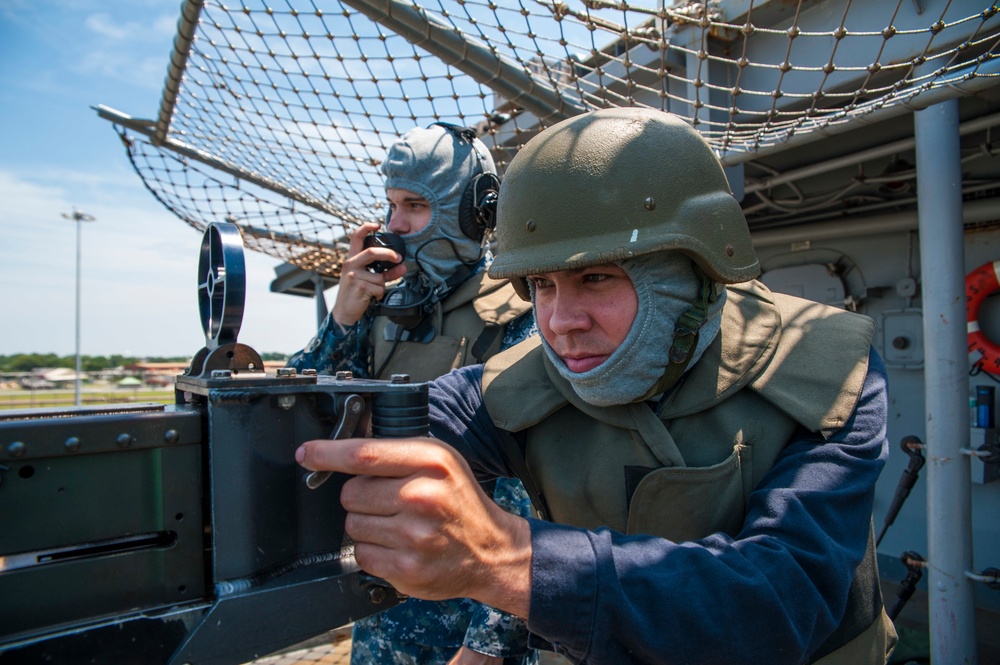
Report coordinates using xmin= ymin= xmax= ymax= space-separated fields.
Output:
xmin=0 ymin=0 xmax=319 ymax=358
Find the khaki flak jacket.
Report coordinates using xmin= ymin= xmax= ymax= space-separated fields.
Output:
xmin=482 ymin=280 xmax=896 ymax=664
xmin=371 ymin=271 xmax=531 ymax=382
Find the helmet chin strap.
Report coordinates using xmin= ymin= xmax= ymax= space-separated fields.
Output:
xmin=637 ymin=266 xmax=718 ymax=402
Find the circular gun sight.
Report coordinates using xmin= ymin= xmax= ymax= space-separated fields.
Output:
xmin=197 ymin=223 xmax=247 ymax=350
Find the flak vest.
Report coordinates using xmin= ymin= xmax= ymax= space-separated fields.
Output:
xmin=371 ymin=271 xmax=532 ymax=383
xmin=482 ymin=280 xmax=896 ymax=664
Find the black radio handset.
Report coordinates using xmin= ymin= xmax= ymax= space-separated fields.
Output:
xmin=363 ymin=232 xmax=406 ymax=273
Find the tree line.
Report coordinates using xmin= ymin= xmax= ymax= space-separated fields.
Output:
xmin=0 ymin=352 xmax=290 ymax=373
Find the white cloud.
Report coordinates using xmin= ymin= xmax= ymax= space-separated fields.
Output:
xmin=84 ymin=13 xmax=132 ymax=40
xmin=66 ymin=8 xmax=180 ymax=90
xmin=0 ymin=0 xmax=326 ymax=359
xmin=0 ymin=168 xmax=318 ymax=358
xmin=75 ymin=51 xmax=172 ymax=92
xmin=84 ymin=9 xmax=177 ymax=42
xmin=153 ymin=14 xmax=177 ymax=37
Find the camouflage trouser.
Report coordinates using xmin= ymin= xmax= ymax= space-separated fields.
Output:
xmin=351 ymin=600 xmax=538 ymax=665
xmin=349 ymin=479 xmax=536 ymax=665
xmin=350 ymin=606 xmax=465 ymax=665
xmin=349 ymin=630 xmax=456 ymax=665
xmin=350 ymin=641 xmax=533 ymax=665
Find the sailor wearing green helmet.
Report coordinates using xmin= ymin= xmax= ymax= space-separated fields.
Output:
xmin=297 ymin=108 xmax=896 ymax=665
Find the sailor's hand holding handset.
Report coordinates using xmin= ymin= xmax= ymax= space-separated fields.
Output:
xmin=332 ymin=223 xmax=407 ymax=329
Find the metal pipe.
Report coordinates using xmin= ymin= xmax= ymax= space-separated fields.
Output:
xmin=340 ymin=0 xmax=585 ymax=125
xmin=749 ymin=179 xmax=1000 ymax=228
xmin=60 ymin=210 xmax=95 ymax=407
xmin=915 ymin=99 xmax=978 ymax=664
xmin=720 ymin=56 xmax=1000 ymax=166
xmin=314 ymin=276 xmax=328 ymax=329
xmin=744 ymin=112 xmax=1000 ymax=196
xmin=154 ymin=0 xmax=204 ymax=146
xmin=750 ymin=197 xmax=1000 ymax=249
xmin=74 ymin=217 xmax=82 ymax=407
xmin=95 ymin=105 xmax=365 ymax=227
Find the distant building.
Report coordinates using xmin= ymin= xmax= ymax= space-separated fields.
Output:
xmin=126 ymin=360 xmax=290 ymax=385
xmin=41 ymin=368 xmax=83 ymax=383
xmin=18 ymin=367 xmax=83 ymax=389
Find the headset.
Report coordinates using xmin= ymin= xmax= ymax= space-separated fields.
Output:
xmin=380 ymin=122 xmax=500 ymax=241
xmin=433 ymin=122 xmax=501 ymax=243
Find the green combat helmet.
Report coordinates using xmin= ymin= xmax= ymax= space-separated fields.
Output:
xmin=487 ymin=107 xmax=759 ymax=299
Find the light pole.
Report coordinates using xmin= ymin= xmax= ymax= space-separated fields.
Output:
xmin=61 ymin=209 xmax=96 ymax=407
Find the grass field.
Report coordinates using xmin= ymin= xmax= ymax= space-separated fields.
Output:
xmin=0 ymin=387 xmax=175 ymax=411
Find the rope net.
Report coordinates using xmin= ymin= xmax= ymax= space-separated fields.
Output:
xmin=111 ymin=0 xmax=1000 ymax=277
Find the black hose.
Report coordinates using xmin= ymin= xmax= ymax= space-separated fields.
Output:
xmin=876 ymin=436 xmax=925 ymax=548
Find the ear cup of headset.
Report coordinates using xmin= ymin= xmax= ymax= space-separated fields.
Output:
xmin=459 ymin=172 xmax=501 ymax=242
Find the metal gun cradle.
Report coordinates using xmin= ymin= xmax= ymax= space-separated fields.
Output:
xmin=0 ymin=223 xmax=426 ymax=664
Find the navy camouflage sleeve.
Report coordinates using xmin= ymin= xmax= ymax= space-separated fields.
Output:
xmin=286 ymin=313 xmax=371 ymax=377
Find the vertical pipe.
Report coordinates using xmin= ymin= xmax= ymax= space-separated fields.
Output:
xmin=63 ymin=209 xmax=94 ymax=406
xmin=314 ymin=275 xmax=329 ymax=329
xmin=74 ymin=218 xmax=82 ymax=407
xmin=914 ymin=98 xmax=978 ymax=664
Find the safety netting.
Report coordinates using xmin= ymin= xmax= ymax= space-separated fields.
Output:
xmin=101 ymin=0 xmax=1000 ymax=277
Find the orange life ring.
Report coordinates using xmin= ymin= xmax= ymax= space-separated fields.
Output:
xmin=967 ymin=260 xmax=1000 ymax=371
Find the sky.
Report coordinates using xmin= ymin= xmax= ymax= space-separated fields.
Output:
xmin=0 ymin=0 xmax=320 ymax=358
